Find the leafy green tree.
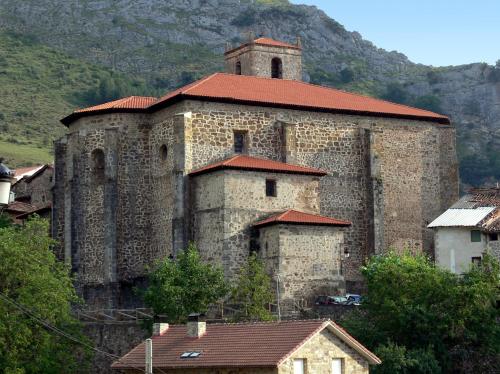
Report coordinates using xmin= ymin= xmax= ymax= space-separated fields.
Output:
xmin=412 ymin=95 xmax=442 ymax=114
xmin=342 ymin=251 xmax=500 ymax=374
xmin=382 ymin=82 xmax=410 ymax=104
xmin=231 ymin=252 xmax=275 ymax=322
xmin=143 ymin=242 xmax=228 ymax=323
xmin=0 ymin=212 xmax=12 ymax=228
xmin=0 ymin=217 xmax=90 ymax=374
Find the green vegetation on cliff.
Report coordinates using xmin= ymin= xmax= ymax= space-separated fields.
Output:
xmin=0 ymin=32 xmax=150 ymax=167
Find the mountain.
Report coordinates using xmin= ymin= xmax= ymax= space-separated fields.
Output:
xmin=0 ymin=0 xmax=498 ymax=187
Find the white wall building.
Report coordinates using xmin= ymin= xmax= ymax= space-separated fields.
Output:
xmin=428 ymin=188 xmax=500 ymax=274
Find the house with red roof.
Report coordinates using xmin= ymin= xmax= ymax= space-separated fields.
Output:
xmin=112 ymin=317 xmax=381 ymax=373
xmin=52 ymin=35 xmax=458 ymax=310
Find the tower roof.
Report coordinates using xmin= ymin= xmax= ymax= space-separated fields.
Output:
xmin=62 ymin=73 xmax=450 ymax=125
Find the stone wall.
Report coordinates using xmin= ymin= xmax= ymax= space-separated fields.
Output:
xmin=53 ymin=105 xmax=184 ymax=308
xmin=11 ymin=166 xmax=53 ymax=205
xmin=177 ymin=100 xmax=458 ymax=288
xmin=53 ymin=97 xmax=458 ymax=306
xmin=83 ymin=322 xmax=147 ymax=374
xmin=225 ymin=43 xmax=302 ymax=80
xmin=190 ymin=169 xmax=322 ymax=279
xmin=280 ymin=328 xmax=370 ymax=374
xmin=260 ymin=224 xmax=345 ymax=303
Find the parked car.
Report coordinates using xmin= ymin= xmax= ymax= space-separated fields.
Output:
xmin=314 ymin=295 xmax=334 ymax=305
xmin=330 ymin=296 xmax=349 ymax=305
xmin=346 ymin=294 xmax=363 ymax=305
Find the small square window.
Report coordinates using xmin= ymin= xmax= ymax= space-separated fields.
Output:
xmin=266 ymin=179 xmax=277 ymax=197
xmin=233 ymin=131 xmax=247 ymax=154
xmin=489 ymin=233 xmax=498 ymax=241
xmin=470 ymin=230 xmax=481 ymax=242
xmin=472 ymin=257 xmax=482 ymax=266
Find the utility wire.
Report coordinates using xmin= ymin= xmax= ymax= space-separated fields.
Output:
xmin=0 ymin=292 xmax=168 ymax=374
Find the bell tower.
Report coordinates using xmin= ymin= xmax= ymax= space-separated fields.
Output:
xmin=224 ymin=36 xmax=302 ymax=81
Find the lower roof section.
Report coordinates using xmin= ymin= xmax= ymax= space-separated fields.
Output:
xmin=188 ymin=155 xmax=328 ymax=177
xmin=253 ymin=209 xmax=352 ymax=228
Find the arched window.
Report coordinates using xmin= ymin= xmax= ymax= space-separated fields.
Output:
xmin=159 ymin=144 xmax=168 ymax=161
xmin=271 ymin=57 xmax=283 ymax=79
xmin=91 ymin=149 xmax=105 ymax=184
xmin=235 ymin=60 xmax=242 ymax=75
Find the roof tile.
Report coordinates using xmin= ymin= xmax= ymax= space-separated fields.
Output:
xmin=63 ymin=73 xmax=450 ymax=125
xmin=189 ymin=155 xmax=327 ymax=177
xmin=112 ymin=320 xmax=380 ymax=370
xmin=253 ymin=209 xmax=351 ymax=228
xmin=74 ymin=96 xmax=157 ymax=114
xmin=253 ymin=37 xmax=301 ymax=49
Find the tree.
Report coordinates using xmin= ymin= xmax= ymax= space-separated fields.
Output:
xmin=412 ymin=95 xmax=442 ymax=114
xmin=382 ymin=82 xmax=410 ymax=105
xmin=231 ymin=252 xmax=275 ymax=322
xmin=143 ymin=242 xmax=228 ymax=323
xmin=0 ymin=217 xmax=90 ymax=373
xmin=0 ymin=212 xmax=12 ymax=228
xmin=341 ymin=251 xmax=500 ymax=374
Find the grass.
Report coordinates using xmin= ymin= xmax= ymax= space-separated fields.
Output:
xmin=0 ymin=31 xmax=151 ymax=167
xmin=0 ymin=140 xmax=53 ymax=167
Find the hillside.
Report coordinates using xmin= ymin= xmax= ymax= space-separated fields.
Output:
xmin=0 ymin=0 xmax=498 ymax=186
xmin=0 ymin=31 xmax=151 ymax=167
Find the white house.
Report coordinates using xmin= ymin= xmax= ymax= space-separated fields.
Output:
xmin=428 ymin=188 xmax=500 ymax=274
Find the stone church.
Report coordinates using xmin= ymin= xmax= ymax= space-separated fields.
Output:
xmin=53 ymin=37 xmax=458 ymax=309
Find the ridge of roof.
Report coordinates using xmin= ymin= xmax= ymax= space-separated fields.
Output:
xmin=189 ymin=155 xmax=328 ymax=177
xmin=253 ymin=209 xmax=352 ymax=228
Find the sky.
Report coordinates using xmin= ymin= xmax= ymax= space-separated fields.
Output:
xmin=289 ymin=0 xmax=500 ymax=67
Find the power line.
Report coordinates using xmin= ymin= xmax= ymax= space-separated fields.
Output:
xmin=0 ymin=292 xmax=169 ymax=374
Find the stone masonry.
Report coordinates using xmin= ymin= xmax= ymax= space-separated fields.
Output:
xmin=190 ymin=168 xmax=346 ymax=303
xmin=53 ymin=37 xmax=459 ymax=309
xmin=224 ymin=38 xmax=302 ymax=80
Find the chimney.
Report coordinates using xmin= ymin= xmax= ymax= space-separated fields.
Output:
xmin=187 ymin=313 xmax=206 ymax=338
xmin=152 ymin=322 xmax=169 ymax=336
xmin=296 ymin=36 xmax=302 ymax=48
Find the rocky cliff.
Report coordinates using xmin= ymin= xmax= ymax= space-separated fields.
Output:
xmin=0 ymin=0 xmax=498 ymax=187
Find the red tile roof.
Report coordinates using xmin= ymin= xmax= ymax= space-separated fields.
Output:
xmin=15 ymin=203 xmax=52 ymax=220
xmin=111 ymin=320 xmax=380 ymax=370
xmin=189 ymin=155 xmax=327 ymax=177
xmin=75 ymin=96 xmax=157 ymax=113
xmin=253 ymin=209 xmax=351 ymax=228
xmin=61 ymin=96 xmax=157 ymax=124
xmin=62 ymin=73 xmax=450 ymax=125
xmin=253 ymin=37 xmax=301 ymax=49
xmin=13 ymin=165 xmax=44 ymax=180
xmin=151 ymin=73 xmax=449 ymax=123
